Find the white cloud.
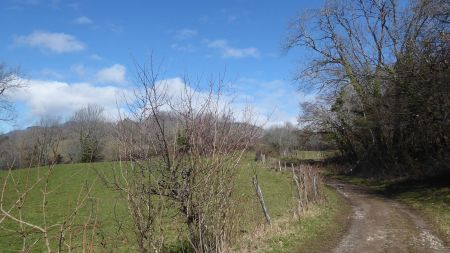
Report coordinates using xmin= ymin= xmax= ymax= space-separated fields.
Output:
xmin=10 ymin=79 xmax=128 ymax=119
xmin=149 ymin=77 xmax=307 ymax=127
xmin=153 ymin=78 xmax=293 ymax=126
xmin=95 ymin=64 xmax=126 ymax=84
xmin=7 ymin=75 xmax=309 ymax=129
xmin=14 ymin=30 xmax=85 ymax=53
xmin=174 ymin=29 xmax=198 ymax=40
xmin=70 ymin=63 xmax=88 ymax=77
xmin=232 ymin=79 xmax=317 ymax=127
xmin=8 ymin=77 xmax=214 ymax=121
xmin=153 ymin=77 xmax=214 ymax=110
xmin=206 ymin=39 xmax=260 ymax=59
xmin=73 ymin=16 xmax=93 ymax=25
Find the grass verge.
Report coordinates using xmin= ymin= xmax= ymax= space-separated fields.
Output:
xmin=235 ymin=185 xmax=351 ymax=252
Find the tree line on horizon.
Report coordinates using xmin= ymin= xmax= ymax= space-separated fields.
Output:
xmin=0 ymin=107 xmax=332 ymax=170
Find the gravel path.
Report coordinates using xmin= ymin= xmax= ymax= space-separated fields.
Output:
xmin=329 ymin=182 xmax=449 ymax=253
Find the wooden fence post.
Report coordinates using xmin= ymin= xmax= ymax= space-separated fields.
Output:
xmin=253 ymin=174 xmax=271 ymax=225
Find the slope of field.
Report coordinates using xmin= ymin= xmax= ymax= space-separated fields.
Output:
xmin=0 ymin=155 xmax=350 ymax=252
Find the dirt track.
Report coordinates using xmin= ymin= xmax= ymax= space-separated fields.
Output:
xmin=329 ymin=182 xmax=449 ymax=253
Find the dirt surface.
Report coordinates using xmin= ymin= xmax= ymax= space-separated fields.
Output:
xmin=329 ymin=182 xmax=449 ymax=253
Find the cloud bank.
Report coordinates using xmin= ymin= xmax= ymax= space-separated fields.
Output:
xmin=6 ymin=76 xmax=313 ymax=129
xmin=10 ymin=79 xmax=127 ymax=120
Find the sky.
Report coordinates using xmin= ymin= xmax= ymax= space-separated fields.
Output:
xmin=0 ymin=0 xmax=323 ymax=132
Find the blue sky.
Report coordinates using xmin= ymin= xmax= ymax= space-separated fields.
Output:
xmin=0 ymin=0 xmax=323 ymax=132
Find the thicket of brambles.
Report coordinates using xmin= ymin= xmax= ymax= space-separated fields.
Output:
xmin=287 ymin=0 xmax=449 ymax=177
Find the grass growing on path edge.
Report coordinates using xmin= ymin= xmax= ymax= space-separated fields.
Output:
xmin=235 ymin=185 xmax=351 ymax=253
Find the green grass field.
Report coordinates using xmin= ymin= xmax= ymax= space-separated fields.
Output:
xmin=235 ymin=186 xmax=351 ymax=253
xmin=0 ymin=154 xmax=349 ymax=252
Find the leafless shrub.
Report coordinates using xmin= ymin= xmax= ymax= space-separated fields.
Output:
xmin=105 ymin=60 xmax=259 ymax=252
xmin=292 ymin=164 xmax=324 ymax=218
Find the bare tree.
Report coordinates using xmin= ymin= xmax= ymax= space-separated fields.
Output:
xmin=263 ymin=122 xmax=299 ymax=156
xmin=286 ymin=0 xmax=449 ymax=175
xmin=29 ymin=117 xmax=64 ymax=166
xmin=0 ymin=64 xmax=23 ymax=122
xmin=71 ymin=104 xmax=106 ymax=163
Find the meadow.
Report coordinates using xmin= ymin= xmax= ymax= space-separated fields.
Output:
xmin=0 ymin=154 xmax=349 ymax=252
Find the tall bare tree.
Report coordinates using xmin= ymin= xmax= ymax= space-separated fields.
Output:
xmin=263 ymin=122 xmax=299 ymax=156
xmin=287 ymin=0 xmax=449 ymax=175
xmin=71 ymin=104 xmax=106 ymax=163
xmin=0 ymin=64 xmax=23 ymax=122
xmin=34 ymin=117 xmax=63 ymax=166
